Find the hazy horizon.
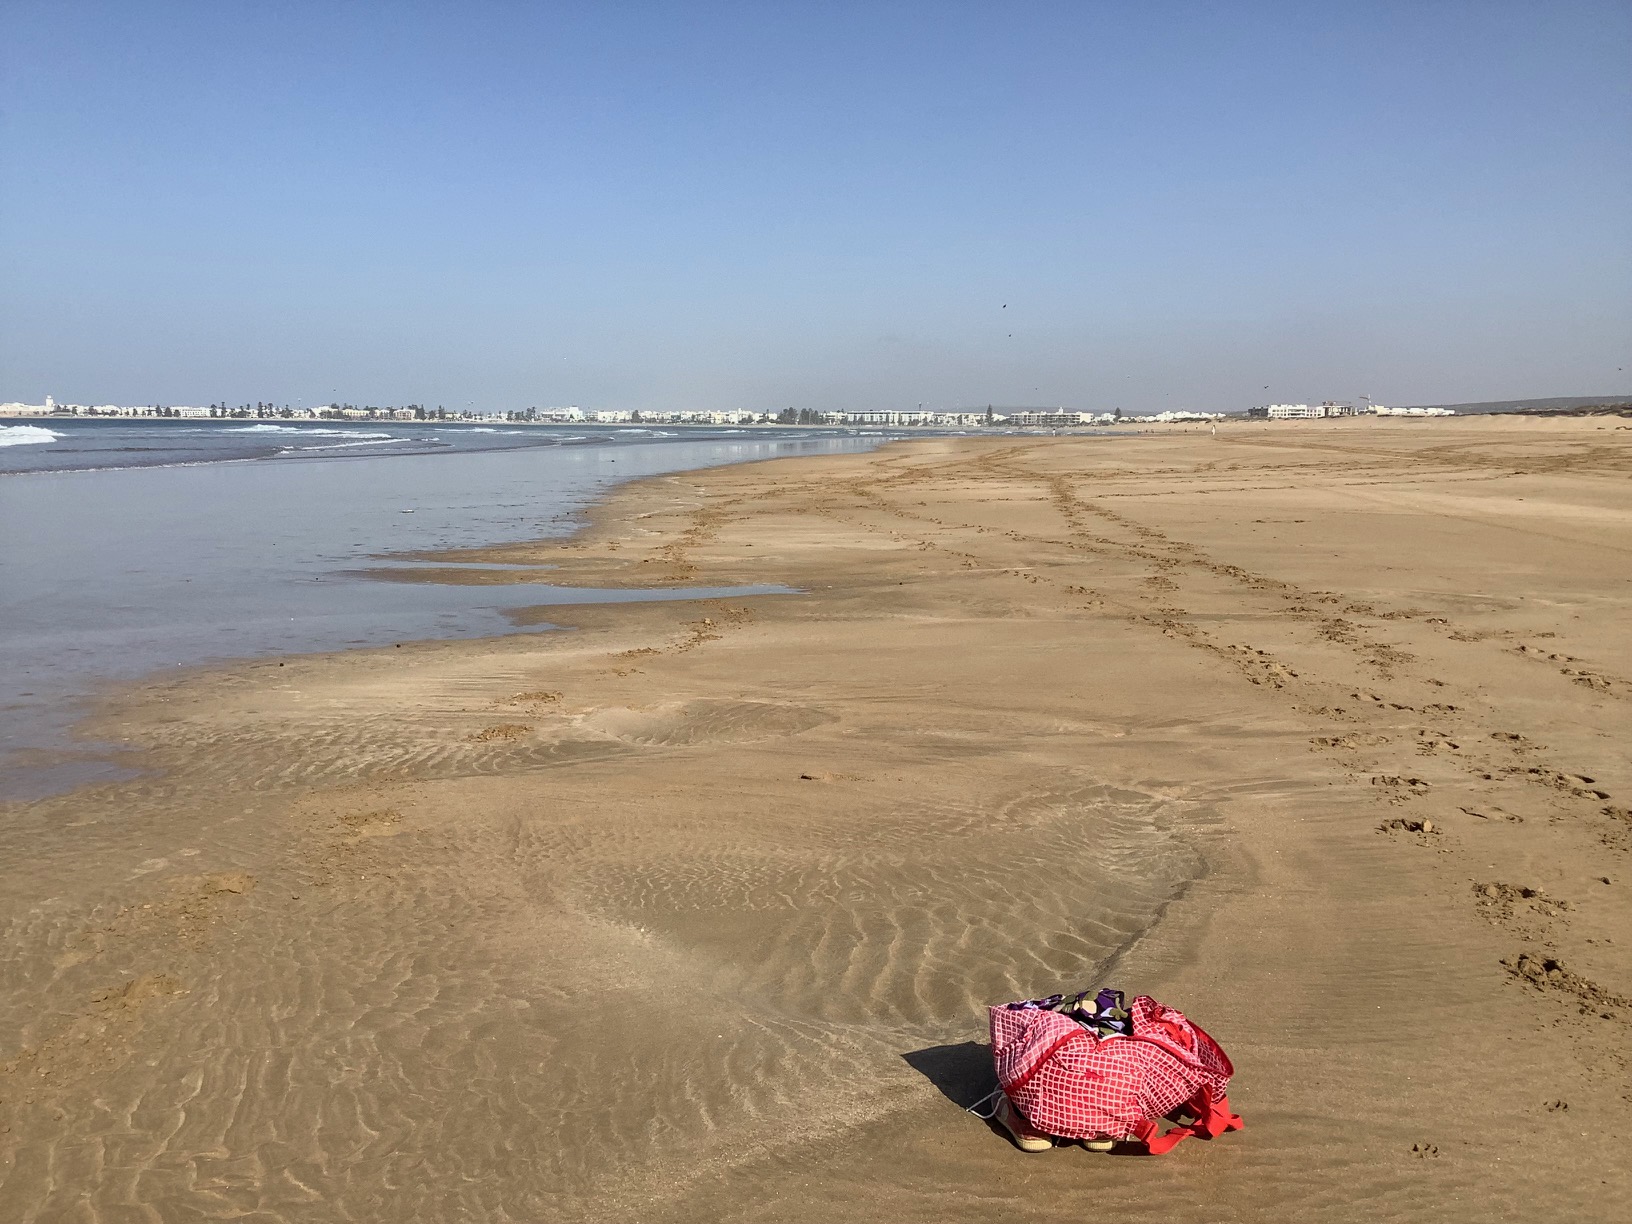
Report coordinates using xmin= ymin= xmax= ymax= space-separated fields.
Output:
xmin=3 ymin=2 xmax=1629 ymax=414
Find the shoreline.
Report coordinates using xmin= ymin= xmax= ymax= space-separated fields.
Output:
xmin=0 ymin=429 xmax=889 ymax=803
xmin=2 ymin=418 xmax=1629 ymax=1221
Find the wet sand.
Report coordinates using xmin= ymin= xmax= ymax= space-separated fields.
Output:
xmin=2 ymin=417 xmax=1629 ymax=1221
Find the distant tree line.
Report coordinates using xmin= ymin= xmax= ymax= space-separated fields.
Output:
xmin=204 ymin=402 xmax=300 ymax=418
xmin=315 ymin=403 xmax=445 ymax=420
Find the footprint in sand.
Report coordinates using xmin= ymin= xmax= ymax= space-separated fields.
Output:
xmin=339 ymin=808 xmax=404 ymax=838
xmin=469 ymin=723 xmax=533 ymax=743
xmin=1379 ymin=816 xmax=1437 ymax=836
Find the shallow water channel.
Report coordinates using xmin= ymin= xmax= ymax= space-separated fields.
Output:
xmin=0 ymin=430 xmax=882 ymax=799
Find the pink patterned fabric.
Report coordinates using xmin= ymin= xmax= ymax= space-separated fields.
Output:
xmin=989 ymin=994 xmax=1242 ymax=1149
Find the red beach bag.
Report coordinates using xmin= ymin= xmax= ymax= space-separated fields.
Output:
xmin=988 ymin=994 xmax=1243 ymax=1152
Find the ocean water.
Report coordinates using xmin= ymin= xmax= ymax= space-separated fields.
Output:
xmin=0 ymin=418 xmax=887 ymax=798
xmin=0 ymin=416 xmax=717 ymax=473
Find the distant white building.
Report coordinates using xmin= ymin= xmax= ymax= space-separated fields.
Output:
xmin=1132 ymin=410 xmax=1225 ymax=423
xmin=1258 ymin=401 xmax=1368 ymax=419
xmin=1004 ymin=410 xmax=1082 ymax=426
xmin=834 ymin=410 xmax=939 ymax=426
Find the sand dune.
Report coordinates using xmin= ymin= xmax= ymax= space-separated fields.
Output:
xmin=1 ymin=417 xmax=1628 ymax=1221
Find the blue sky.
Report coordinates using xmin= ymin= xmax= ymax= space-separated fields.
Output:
xmin=2 ymin=1 xmax=1628 ymax=412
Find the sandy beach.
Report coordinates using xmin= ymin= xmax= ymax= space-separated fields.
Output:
xmin=2 ymin=416 xmax=1629 ymax=1222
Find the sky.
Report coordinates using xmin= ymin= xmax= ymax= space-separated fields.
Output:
xmin=2 ymin=1 xmax=1629 ymax=414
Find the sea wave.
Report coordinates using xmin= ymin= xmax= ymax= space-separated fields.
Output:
xmin=0 ymin=425 xmax=62 ymax=448
xmin=279 ymin=438 xmax=411 ymax=453
xmin=231 ymin=424 xmax=393 ymax=438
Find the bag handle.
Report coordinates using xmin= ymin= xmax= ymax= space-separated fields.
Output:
xmin=1132 ymin=1091 xmax=1244 ymax=1154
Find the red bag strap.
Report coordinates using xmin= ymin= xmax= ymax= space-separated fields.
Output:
xmin=1132 ymin=1091 xmax=1244 ymax=1154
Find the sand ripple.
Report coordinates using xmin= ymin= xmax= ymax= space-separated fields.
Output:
xmin=1 ymin=761 xmax=1197 ymax=1220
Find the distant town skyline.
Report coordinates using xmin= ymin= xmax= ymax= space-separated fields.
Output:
xmin=3 ymin=2 xmax=1629 ymax=413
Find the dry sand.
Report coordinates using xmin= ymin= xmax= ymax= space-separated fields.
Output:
xmin=2 ymin=417 xmax=1629 ymax=1222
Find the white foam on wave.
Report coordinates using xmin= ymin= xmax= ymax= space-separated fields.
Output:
xmin=0 ymin=425 xmax=63 ymax=448
xmin=232 ymin=424 xmax=393 ymax=438
xmin=280 ymin=438 xmax=410 ymax=453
